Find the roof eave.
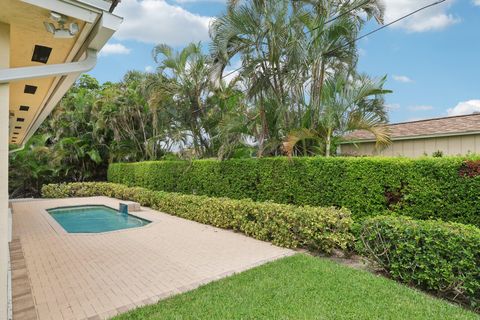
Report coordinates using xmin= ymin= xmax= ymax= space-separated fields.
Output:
xmin=8 ymin=0 xmax=122 ymax=147
xmin=340 ymin=130 xmax=480 ymax=145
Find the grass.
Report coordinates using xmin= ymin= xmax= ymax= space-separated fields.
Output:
xmin=114 ymin=254 xmax=479 ymax=320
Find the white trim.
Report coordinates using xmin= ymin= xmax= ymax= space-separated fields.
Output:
xmin=340 ymin=130 xmax=480 ymax=145
xmin=0 ymin=49 xmax=97 ymax=83
xmin=21 ymin=0 xmax=99 ymax=23
xmin=8 ymin=145 xmax=25 ymax=154
xmin=7 ymin=255 xmax=11 ymax=320
xmin=9 ymin=1 xmax=122 ymax=145
xmin=6 ymin=210 xmax=11 ymax=320
xmin=70 ymin=0 xmax=111 ymax=12
xmin=22 ymin=73 xmax=81 ymax=145
xmin=7 ymin=209 xmax=11 ymax=244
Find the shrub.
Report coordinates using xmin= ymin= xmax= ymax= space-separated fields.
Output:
xmin=42 ymin=182 xmax=354 ymax=253
xmin=432 ymin=150 xmax=444 ymax=158
xmin=357 ymin=215 xmax=480 ymax=308
xmin=459 ymin=160 xmax=480 ymax=178
xmin=108 ymin=157 xmax=480 ymax=226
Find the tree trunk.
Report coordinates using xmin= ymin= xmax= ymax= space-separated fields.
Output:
xmin=325 ymin=128 xmax=332 ymax=157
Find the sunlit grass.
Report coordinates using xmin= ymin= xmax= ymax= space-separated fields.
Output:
xmin=114 ymin=254 xmax=478 ymax=320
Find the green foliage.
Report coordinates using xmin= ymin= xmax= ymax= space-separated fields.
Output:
xmin=10 ymin=75 xmax=110 ymax=197
xmin=113 ymin=255 xmax=478 ymax=320
xmin=108 ymin=156 xmax=480 ymax=227
xmin=11 ymin=0 xmax=393 ymax=197
xmin=432 ymin=150 xmax=444 ymax=157
xmin=357 ymin=216 xmax=480 ymax=308
xmin=210 ymin=0 xmax=390 ymax=157
xmin=41 ymin=182 xmax=354 ymax=253
xmin=9 ymin=135 xmax=56 ymax=198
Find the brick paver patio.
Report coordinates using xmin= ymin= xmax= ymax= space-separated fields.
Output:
xmin=11 ymin=197 xmax=294 ymax=320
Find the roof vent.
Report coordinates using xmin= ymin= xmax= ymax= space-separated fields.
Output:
xmin=24 ymin=85 xmax=38 ymax=94
xmin=19 ymin=106 xmax=30 ymax=111
xmin=32 ymin=45 xmax=52 ymax=64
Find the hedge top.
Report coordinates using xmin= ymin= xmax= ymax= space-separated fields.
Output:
xmin=108 ymin=156 xmax=480 ymax=226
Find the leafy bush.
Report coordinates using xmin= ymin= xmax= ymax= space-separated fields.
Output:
xmin=432 ymin=150 xmax=444 ymax=158
xmin=459 ymin=160 xmax=480 ymax=178
xmin=357 ymin=215 xmax=480 ymax=308
xmin=108 ymin=157 xmax=480 ymax=226
xmin=42 ymin=182 xmax=354 ymax=253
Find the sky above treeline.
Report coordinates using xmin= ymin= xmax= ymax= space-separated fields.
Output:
xmin=89 ymin=0 xmax=480 ymax=123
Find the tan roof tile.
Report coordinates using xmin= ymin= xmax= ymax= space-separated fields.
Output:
xmin=345 ymin=113 xmax=480 ymax=141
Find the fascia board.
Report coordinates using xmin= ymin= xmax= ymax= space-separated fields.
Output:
xmin=21 ymin=0 xmax=100 ymax=23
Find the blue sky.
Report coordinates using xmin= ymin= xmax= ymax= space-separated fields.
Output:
xmin=90 ymin=0 xmax=480 ymax=123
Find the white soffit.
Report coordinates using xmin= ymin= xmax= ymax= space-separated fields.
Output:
xmin=1 ymin=0 xmax=122 ymax=146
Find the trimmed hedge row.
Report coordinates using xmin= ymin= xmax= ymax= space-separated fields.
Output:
xmin=41 ymin=182 xmax=354 ymax=253
xmin=358 ymin=216 xmax=480 ymax=308
xmin=43 ymin=182 xmax=480 ymax=309
xmin=107 ymin=157 xmax=480 ymax=226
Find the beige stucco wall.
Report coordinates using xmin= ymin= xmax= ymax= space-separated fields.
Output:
xmin=0 ymin=21 xmax=10 ymax=320
xmin=340 ymin=134 xmax=480 ymax=157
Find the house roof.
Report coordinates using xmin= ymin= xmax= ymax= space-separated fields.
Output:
xmin=2 ymin=0 xmax=121 ymax=146
xmin=343 ymin=113 xmax=480 ymax=142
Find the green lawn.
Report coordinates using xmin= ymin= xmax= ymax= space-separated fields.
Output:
xmin=114 ymin=254 xmax=479 ymax=320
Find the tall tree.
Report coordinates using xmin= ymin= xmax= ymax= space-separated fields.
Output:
xmin=152 ymin=42 xmax=216 ymax=157
xmin=284 ymin=73 xmax=391 ymax=157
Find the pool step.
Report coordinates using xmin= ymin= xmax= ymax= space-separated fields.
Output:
xmin=119 ymin=201 xmax=141 ymax=212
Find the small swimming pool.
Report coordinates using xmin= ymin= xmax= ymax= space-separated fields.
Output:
xmin=48 ymin=205 xmax=151 ymax=233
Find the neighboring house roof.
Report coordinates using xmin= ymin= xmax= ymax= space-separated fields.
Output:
xmin=343 ymin=113 xmax=480 ymax=143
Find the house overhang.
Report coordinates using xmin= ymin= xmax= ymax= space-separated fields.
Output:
xmin=0 ymin=0 xmax=122 ymax=146
xmin=340 ymin=130 xmax=480 ymax=145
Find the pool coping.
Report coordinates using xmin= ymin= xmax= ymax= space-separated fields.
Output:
xmin=40 ymin=200 xmax=159 ymax=236
xmin=12 ymin=196 xmax=296 ymax=320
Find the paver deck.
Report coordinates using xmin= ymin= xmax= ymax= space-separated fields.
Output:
xmin=11 ymin=197 xmax=294 ymax=320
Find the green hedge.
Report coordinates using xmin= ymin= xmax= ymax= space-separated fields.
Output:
xmin=357 ymin=215 xmax=480 ymax=308
xmin=41 ymin=182 xmax=354 ymax=253
xmin=108 ymin=157 xmax=480 ymax=226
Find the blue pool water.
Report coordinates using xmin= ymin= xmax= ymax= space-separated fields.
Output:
xmin=48 ymin=205 xmax=150 ymax=233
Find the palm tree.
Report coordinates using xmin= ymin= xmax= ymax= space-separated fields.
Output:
xmin=210 ymin=0 xmax=303 ymax=156
xmin=297 ymin=0 xmax=385 ymax=127
xmin=284 ymin=73 xmax=391 ymax=157
xmin=210 ymin=0 xmax=387 ymax=157
xmin=152 ymin=42 xmax=214 ymax=157
xmin=9 ymin=134 xmax=55 ymax=197
xmin=94 ymin=71 xmax=157 ymax=162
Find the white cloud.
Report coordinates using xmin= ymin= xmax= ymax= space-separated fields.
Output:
xmin=383 ymin=0 xmax=460 ymax=32
xmin=386 ymin=103 xmax=401 ymax=110
xmin=393 ymin=75 xmax=413 ymax=83
xmin=145 ymin=65 xmax=155 ymax=73
xmin=474 ymin=0 xmax=480 ymax=6
xmin=114 ymin=0 xmax=213 ymax=46
xmin=408 ymin=105 xmax=434 ymax=111
xmin=99 ymin=43 xmax=131 ymax=56
xmin=447 ymin=100 xmax=480 ymax=116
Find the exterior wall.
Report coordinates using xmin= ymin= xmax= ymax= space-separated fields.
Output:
xmin=0 ymin=21 xmax=10 ymax=320
xmin=340 ymin=134 xmax=480 ymax=157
